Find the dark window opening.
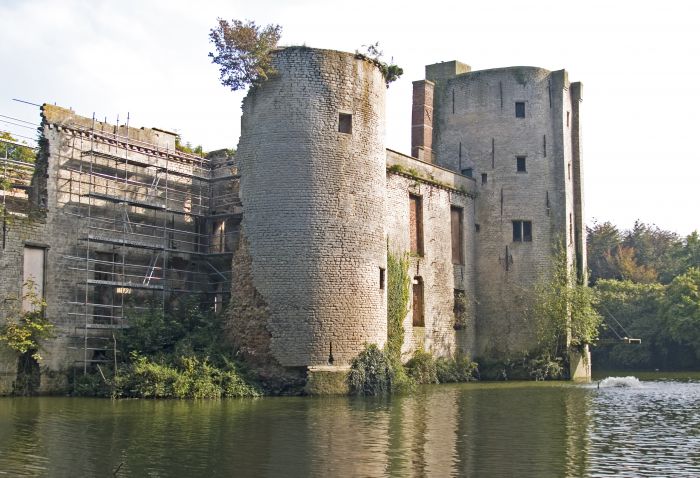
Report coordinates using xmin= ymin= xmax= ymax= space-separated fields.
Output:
xmin=379 ymin=267 xmax=386 ymax=290
xmin=475 ymin=224 xmax=480 ymax=233
xmin=461 ymin=168 xmax=473 ymax=178
xmin=338 ymin=113 xmax=352 ymax=134
xmin=481 ymin=173 xmax=487 ymax=185
xmin=409 ymin=194 xmax=424 ymax=255
xmin=450 ymin=206 xmax=464 ymax=265
xmin=512 ymin=220 xmax=532 ymax=242
xmin=516 ymin=156 xmax=526 ymax=173
xmin=515 ymin=102 xmax=525 ymax=118
xmin=454 ymin=289 xmax=466 ymax=321
xmin=569 ymin=213 xmax=573 ymax=244
xmin=566 ymin=111 xmax=570 ymax=127
xmin=568 ymin=162 xmax=571 ymax=180
xmin=412 ymin=277 xmax=425 ymax=327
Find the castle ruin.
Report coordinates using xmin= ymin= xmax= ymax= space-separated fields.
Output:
xmin=0 ymin=47 xmax=588 ymax=393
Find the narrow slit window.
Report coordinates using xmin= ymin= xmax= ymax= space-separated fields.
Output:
xmin=566 ymin=111 xmax=570 ymax=127
xmin=379 ymin=267 xmax=386 ymax=290
xmin=338 ymin=113 xmax=352 ymax=134
xmin=481 ymin=173 xmax=488 ymax=185
xmin=412 ymin=277 xmax=425 ymax=327
xmin=516 ymin=156 xmax=527 ymax=173
xmin=543 ymin=135 xmax=547 ymax=157
xmin=515 ymin=102 xmax=525 ymax=118
xmin=450 ymin=206 xmax=464 ymax=265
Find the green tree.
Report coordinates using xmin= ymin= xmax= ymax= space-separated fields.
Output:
xmin=208 ymin=18 xmax=282 ymax=91
xmin=679 ymin=231 xmax=700 ymax=272
xmin=593 ymin=279 xmax=668 ymax=369
xmin=587 ymin=221 xmax=622 ymax=283
xmin=623 ymin=221 xmax=684 ymax=283
xmin=0 ymin=132 xmax=36 ymax=164
xmin=663 ymin=268 xmax=700 ymax=359
xmin=533 ymin=247 xmax=602 ymax=358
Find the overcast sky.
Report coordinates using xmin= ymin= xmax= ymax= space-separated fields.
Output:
xmin=1 ymin=0 xmax=698 ymax=236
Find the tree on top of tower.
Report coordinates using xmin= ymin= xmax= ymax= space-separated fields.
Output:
xmin=208 ymin=18 xmax=282 ymax=91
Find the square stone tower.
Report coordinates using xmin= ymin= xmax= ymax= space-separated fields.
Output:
xmin=413 ymin=61 xmax=586 ymax=370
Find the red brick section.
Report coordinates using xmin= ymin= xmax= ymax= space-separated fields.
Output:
xmin=411 ymin=80 xmax=435 ymax=161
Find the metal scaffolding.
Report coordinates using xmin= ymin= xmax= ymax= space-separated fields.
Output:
xmin=48 ymin=116 xmax=239 ymax=373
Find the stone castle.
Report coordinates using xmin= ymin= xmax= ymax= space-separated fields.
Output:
xmin=0 ymin=47 xmax=587 ymax=393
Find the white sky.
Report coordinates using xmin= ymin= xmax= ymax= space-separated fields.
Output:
xmin=1 ymin=0 xmax=698 ymax=236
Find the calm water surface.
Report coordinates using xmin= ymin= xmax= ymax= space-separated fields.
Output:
xmin=1 ymin=374 xmax=699 ymax=477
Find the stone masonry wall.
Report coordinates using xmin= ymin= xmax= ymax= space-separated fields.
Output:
xmin=385 ymin=150 xmax=477 ymax=359
xmin=233 ymin=47 xmax=388 ymax=367
xmin=427 ymin=64 xmax=583 ymax=358
xmin=2 ymin=106 xmax=226 ymax=393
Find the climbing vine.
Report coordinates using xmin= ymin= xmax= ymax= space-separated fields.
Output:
xmin=532 ymin=245 xmax=602 ymax=358
xmin=386 ymin=249 xmax=410 ymax=363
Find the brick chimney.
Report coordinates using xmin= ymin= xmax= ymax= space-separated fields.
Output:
xmin=411 ymin=80 xmax=435 ymax=162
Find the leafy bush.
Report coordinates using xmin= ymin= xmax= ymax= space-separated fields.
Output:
xmin=527 ymin=354 xmax=564 ymax=381
xmin=0 ymin=280 xmax=53 ymax=361
xmin=347 ymin=344 xmax=394 ymax=396
xmin=435 ymin=356 xmax=479 ymax=383
xmin=405 ymin=349 xmax=438 ymax=384
xmin=86 ymin=353 xmax=261 ymax=399
xmin=355 ymin=42 xmax=403 ymax=87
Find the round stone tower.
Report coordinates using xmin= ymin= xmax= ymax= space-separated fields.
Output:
xmin=233 ymin=47 xmax=387 ymax=368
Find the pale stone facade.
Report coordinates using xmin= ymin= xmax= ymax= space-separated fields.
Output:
xmin=0 ymin=47 xmax=587 ymax=393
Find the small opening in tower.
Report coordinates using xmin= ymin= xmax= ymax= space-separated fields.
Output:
xmin=481 ymin=173 xmax=488 ymax=185
xmin=516 ymin=156 xmax=527 ymax=172
xmin=515 ymin=102 xmax=525 ymax=118
xmin=461 ymin=168 xmax=473 ymax=178
xmin=379 ymin=267 xmax=386 ymax=290
xmin=338 ymin=113 xmax=352 ymax=134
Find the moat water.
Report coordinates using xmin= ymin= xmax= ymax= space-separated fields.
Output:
xmin=1 ymin=372 xmax=699 ymax=477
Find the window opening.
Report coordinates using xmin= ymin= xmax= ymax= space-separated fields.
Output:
xmin=412 ymin=277 xmax=425 ymax=327
xmin=481 ymin=173 xmax=487 ymax=185
xmin=461 ymin=168 xmax=473 ymax=178
xmin=379 ymin=267 xmax=386 ymax=290
xmin=212 ymin=220 xmax=226 ymax=253
xmin=451 ymin=206 xmax=464 ymax=265
xmin=569 ymin=213 xmax=573 ymax=244
xmin=409 ymin=194 xmax=424 ymax=255
xmin=338 ymin=113 xmax=352 ymax=134
xmin=512 ymin=220 xmax=533 ymax=242
xmin=543 ymin=135 xmax=547 ymax=157
xmin=22 ymin=246 xmax=45 ymax=312
xmin=516 ymin=156 xmax=526 ymax=173
xmin=515 ymin=102 xmax=525 ymax=118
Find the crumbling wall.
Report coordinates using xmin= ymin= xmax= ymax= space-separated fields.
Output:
xmin=385 ymin=150 xmax=477 ymax=359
